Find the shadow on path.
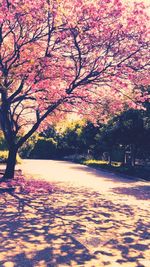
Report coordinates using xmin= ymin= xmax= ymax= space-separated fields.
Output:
xmin=113 ymin=185 xmax=150 ymax=200
xmin=0 ymin=185 xmax=150 ymax=267
xmin=68 ymin=164 xmax=141 ymax=183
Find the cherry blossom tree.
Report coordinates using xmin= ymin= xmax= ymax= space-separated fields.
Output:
xmin=0 ymin=0 xmax=149 ymax=179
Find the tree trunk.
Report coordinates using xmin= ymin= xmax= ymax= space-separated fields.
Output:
xmin=108 ymin=152 xmax=112 ymax=166
xmin=3 ymin=147 xmax=17 ymax=180
xmin=131 ymin=144 xmax=136 ymax=167
xmin=122 ymin=145 xmax=126 ymax=166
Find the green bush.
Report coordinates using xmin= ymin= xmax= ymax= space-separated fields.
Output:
xmin=0 ymin=151 xmax=8 ymax=163
xmin=29 ymin=137 xmax=57 ymax=159
xmin=0 ymin=150 xmax=21 ymax=164
xmin=19 ymin=134 xmax=38 ymax=158
xmin=0 ymin=131 xmax=8 ymax=150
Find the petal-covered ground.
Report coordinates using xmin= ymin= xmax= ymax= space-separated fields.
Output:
xmin=0 ymin=183 xmax=150 ymax=267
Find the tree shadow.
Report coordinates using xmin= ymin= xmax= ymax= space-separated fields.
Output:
xmin=112 ymin=185 xmax=150 ymax=200
xmin=0 ymin=186 xmax=150 ymax=266
xmin=68 ymin=164 xmax=141 ymax=183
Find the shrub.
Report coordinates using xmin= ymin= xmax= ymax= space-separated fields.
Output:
xmin=29 ymin=137 xmax=57 ymax=159
xmin=0 ymin=150 xmax=21 ymax=164
xmin=0 ymin=131 xmax=8 ymax=150
xmin=19 ymin=134 xmax=38 ymax=158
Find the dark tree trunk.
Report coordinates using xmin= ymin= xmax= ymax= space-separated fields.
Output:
xmin=108 ymin=152 xmax=112 ymax=166
xmin=3 ymin=146 xmax=17 ymax=180
xmin=122 ymin=145 xmax=126 ymax=166
xmin=131 ymin=144 xmax=136 ymax=167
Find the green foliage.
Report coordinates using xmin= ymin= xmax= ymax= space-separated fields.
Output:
xmin=84 ymin=159 xmax=121 ymax=167
xmin=20 ymin=131 xmax=59 ymax=159
xmin=29 ymin=137 xmax=57 ymax=159
xmin=79 ymin=121 xmax=100 ymax=154
xmin=18 ymin=106 xmax=150 ymax=164
xmin=39 ymin=125 xmax=58 ymax=139
xmin=92 ymin=108 xmax=150 ymax=164
xmin=56 ymin=120 xmax=86 ymax=157
xmin=19 ymin=134 xmax=38 ymax=158
xmin=0 ymin=150 xmax=21 ymax=164
xmin=0 ymin=151 xmax=9 ymax=163
xmin=0 ymin=131 xmax=8 ymax=150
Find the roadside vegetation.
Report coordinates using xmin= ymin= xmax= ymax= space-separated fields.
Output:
xmin=81 ymin=160 xmax=150 ymax=181
xmin=0 ymin=133 xmax=21 ymax=164
xmin=0 ymin=151 xmax=21 ymax=164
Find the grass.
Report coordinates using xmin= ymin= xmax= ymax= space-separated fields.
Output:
xmin=83 ymin=159 xmax=121 ymax=168
xmin=81 ymin=159 xmax=150 ymax=181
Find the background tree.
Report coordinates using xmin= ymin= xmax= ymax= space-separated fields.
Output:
xmin=29 ymin=137 xmax=57 ymax=159
xmin=0 ymin=0 xmax=149 ymax=179
xmin=56 ymin=120 xmax=85 ymax=157
xmin=0 ymin=130 xmax=7 ymax=151
xmin=79 ymin=121 xmax=100 ymax=156
xmin=94 ymin=109 xmax=150 ymax=166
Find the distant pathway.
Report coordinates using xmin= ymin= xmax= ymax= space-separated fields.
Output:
xmin=21 ymin=159 xmax=150 ymax=209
